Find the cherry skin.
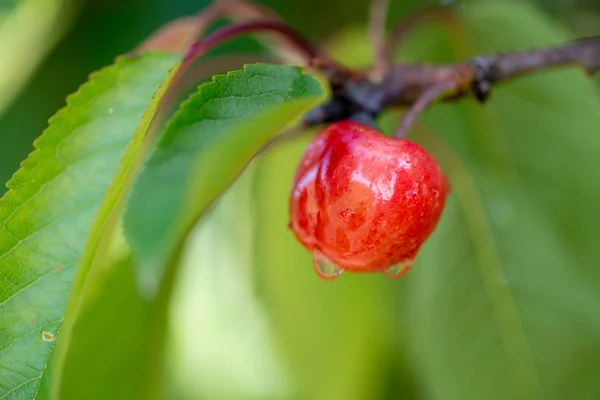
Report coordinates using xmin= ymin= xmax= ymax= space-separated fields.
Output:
xmin=289 ymin=120 xmax=449 ymax=279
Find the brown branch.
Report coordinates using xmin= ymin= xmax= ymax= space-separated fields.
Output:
xmin=473 ymin=35 xmax=600 ymax=82
xmin=381 ymin=36 xmax=600 ymax=109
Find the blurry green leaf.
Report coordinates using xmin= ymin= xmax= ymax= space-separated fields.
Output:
xmin=55 ymin=64 xmax=323 ymax=399
xmin=124 ymin=63 xmax=324 ymax=297
xmin=167 ymin=167 xmax=293 ymax=400
xmin=324 ymin=26 xmax=374 ymax=68
xmin=0 ymin=53 xmax=178 ymax=399
xmin=405 ymin=2 xmax=600 ymax=400
xmin=0 ymin=0 xmax=80 ymax=116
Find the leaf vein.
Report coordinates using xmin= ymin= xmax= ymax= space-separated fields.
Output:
xmin=0 ymin=375 xmax=40 ymax=399
xmin=0 ymin=196 xmax=100 ymax=272
xmin=1 ymin=139 xmax=129 ymax=230
xmin=0 ymin=263 xmax=75 ymax=309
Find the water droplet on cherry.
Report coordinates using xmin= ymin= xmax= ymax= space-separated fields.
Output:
xmin=382 ymin=259 xmax=413 ymax=279
xmin=313 ymin=251 xmax=343 ymax=280
xmin=340 ymin=208 xmax=355 ymax=222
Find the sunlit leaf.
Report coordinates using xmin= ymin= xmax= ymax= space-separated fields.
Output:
xmin=0 ymin=52 xmax=178 ymax=399
xmin=55 ymin=64 xmax=324 ymax=399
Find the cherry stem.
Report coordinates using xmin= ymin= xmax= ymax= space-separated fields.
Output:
xmin=395 ymin=81 xmax=456 ymax=138
xmin=369 ymin=0 xmax=391 ymax=78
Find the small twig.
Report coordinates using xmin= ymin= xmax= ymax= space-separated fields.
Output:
xmin=369 ymin=0 xmax=391 ymax=78
xmin=183 ymin=21 xmax=320 ymax=64
xmin=395 ymin=81 xmax=456 ymax=138
xmin=215 ymin=0 xmax=308 ymax=63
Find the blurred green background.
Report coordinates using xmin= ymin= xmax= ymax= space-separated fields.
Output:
xmin=2 ymin=0 xmax=600 ymax=399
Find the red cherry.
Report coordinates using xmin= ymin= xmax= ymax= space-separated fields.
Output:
xmin=289 ymin=120 xmax=449 ymax=279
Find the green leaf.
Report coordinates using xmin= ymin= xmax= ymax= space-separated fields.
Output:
xmin=124 ymin=63 xmax=324 ymax=297
xmin=54 ymin=63 xmax=324 ymax=399
xmin=50 ymin=55 xmax=183 ymax=399
xmin=0 ymin=52 xmax=179 ymax=399
xmin=403 ymin=2 xmax=600 ymax=400
xmin=0 ymin=0 xmax=80 ymax=116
